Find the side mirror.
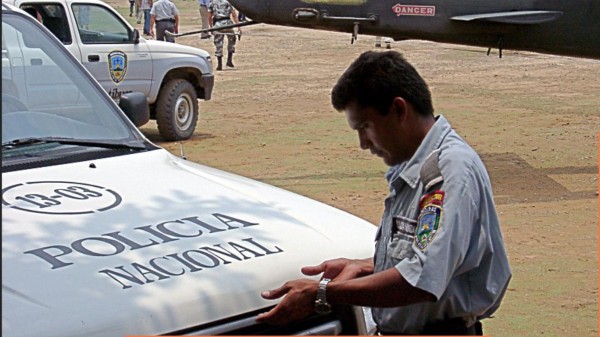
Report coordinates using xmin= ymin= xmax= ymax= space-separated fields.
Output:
xmin=118 ymin=92 xmax=149 ymax=127
xmin=132 ymin=29 xmax=140 ymax=44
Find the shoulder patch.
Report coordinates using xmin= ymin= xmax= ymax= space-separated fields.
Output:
xmin=415 ymin=190 xmax=444 ymax=251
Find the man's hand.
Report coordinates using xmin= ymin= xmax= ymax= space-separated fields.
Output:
xmin=302 ymin=258 xmax=374 ymax=281
xmin=257 ymin=258 xmax=373 ymax=326
xmin=256 ymin=279 xmax=318 ymax=326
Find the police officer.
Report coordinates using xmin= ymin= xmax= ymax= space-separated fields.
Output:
xmin=149 ymin=0 xmax=178 ymax=43
xmin=197 ymin=0 xmax=211 ymax=39
xmin=208 ymin=0 xmax=240 ymax=71
xmin=256 ymin=50 xmax=512 ymax=336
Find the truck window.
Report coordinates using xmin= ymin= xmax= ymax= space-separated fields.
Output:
xmin=72 ymin=4 xmax=130 ymax=44
xmin=38 ymin=4 xmax=72 ymax=44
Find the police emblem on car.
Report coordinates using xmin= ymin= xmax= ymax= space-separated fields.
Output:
xmin=108 ymin=50 xmax=127 ymax=84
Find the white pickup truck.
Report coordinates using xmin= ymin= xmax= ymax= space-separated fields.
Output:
xmin=6 ymin=0 xmax=214 ymax=141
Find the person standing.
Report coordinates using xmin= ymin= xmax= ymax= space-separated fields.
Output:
xmin=141 ymin=0 xmax=152 ymax=36
xmin=149 ymin=0 xmax=178 ymax=42
xmin=208 ymin=0 xmax=240 ymax=71
xmin=135 ymin=0 xmax=143 ymax=24
xmin=256 ymin=50 xmax=512 ymax=336
xmin=198 ymin=0 xmax=210 ymax=39
xmin=77 ymin=5 xmax=90 ymax=30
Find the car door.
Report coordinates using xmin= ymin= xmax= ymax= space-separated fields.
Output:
xmin=69 ymin=2 xmax=152 ymax=101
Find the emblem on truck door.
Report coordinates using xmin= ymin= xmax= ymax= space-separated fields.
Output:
xmin=108 ymin=50 xmax=128 ymax=84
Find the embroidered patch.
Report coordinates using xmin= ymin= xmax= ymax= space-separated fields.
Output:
xmin=419 ymin=190 xmax=444 ymax=208
xmin=393 ymin=215 xmax=417 ymax=236
xmin=108 ymin=51 xmax=127 ymax=84
xmin=415 ymin=191 xmax=444 ymax=251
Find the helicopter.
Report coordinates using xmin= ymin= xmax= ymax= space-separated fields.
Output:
xmin=219 ymin=0 xmax=600 ymax=59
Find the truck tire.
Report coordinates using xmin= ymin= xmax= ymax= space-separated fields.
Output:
xmin=156 ymin=79 xmax=199 ymax=141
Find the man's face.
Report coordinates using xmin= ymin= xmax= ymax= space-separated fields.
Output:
xmin=344 ymin=101 xmax=410 ymax=166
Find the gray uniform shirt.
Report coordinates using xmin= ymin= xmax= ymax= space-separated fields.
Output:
xmin=150 ymin=0 xmax=178 ymax=21
xmin=371 ymin=115 xmax=511 ymax=334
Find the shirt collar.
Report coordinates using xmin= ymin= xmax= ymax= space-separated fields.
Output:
xmin=385 ymin=115 xmax=452 ymax=192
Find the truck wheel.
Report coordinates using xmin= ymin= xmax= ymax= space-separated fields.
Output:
xmin=156 ymin=79 xmax=199 ymax=141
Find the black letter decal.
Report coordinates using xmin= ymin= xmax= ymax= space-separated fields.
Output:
xmin=212 ymin=213 xmax=259 ymax=229
xmin=228 ymin=241 xmax=264 ymax=259
xmin=156 ymin=220 xmax=203 ymax=238
xmin=71 ymin=237 xmax=125 ymax=257
xmin=148 ymin=256 xmax=186 ymax=276
xmin=103 ymin=231 xmax=160 ymax=250
xmin=98 ymin=266 xmax=145 ymax=289
xmin=131 ymin=262 xmax=170 ymax=283
xmin=23 ymin=245 xmax=74 ymax=269
xmin=242 ymin=238 xmax=284 ymax=255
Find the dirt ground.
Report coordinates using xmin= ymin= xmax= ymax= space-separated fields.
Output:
xmin=115 ymin=1 xmax=599 ymax=335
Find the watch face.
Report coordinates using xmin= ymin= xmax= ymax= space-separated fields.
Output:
xmin=315 ymin=300 xmax=332 ymax=314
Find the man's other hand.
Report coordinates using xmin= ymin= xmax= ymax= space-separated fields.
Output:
xmin=257 ymin=279 xmax=318 ymax=326
xmin=302 ymin=258 xmax=374 ymax=281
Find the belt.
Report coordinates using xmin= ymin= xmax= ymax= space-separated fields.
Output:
xmin=156 ymin=18 xmax=175 ymax=23
xmin=213 ymin=17 xmax=230 ymax=23
xmin=377 ymin=319 xmax=483 ymax=336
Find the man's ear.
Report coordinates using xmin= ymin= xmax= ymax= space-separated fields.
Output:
xmin=391 ymin=97 xmax=408 ymax=119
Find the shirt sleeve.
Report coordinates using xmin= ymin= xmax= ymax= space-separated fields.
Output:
xmin=395 ymin=149 xmax=486 ymax=300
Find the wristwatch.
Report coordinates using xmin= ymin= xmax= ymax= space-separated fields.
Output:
xmin=314 ymin=278 xmax=332 ymax=315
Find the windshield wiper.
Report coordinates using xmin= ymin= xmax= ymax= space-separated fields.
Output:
xmin=2 ymin=137 xmax=147 ymax=150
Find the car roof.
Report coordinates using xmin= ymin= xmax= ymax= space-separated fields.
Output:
xmin=2 ymin=1 xmax=19 ymax=11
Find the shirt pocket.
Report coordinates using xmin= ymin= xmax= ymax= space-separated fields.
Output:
xmin=388 ymin=214 xmax=418 ymax=264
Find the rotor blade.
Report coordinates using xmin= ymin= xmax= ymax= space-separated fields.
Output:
xmin=451 ymin=10 xmax=563 ymax=24
xmin=166 ymin=20 xmax=259 ymax=37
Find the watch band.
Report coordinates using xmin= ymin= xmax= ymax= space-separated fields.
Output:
xmin=315 ymin=278 xmax=332 ymax=314
xmin=317 ymin=278 xmax=330 ymax=299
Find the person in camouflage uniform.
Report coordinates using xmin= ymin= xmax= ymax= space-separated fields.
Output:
xmin=208 ymin=0 xmax=240 ymax=70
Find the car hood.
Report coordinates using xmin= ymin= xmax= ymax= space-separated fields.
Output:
xmin=2 ymin=149 xmax=376 ymax=337
xmin=143 ymin=38 xmax=211 ymax=58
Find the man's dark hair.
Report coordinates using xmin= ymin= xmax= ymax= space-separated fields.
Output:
xmin=331 ymin=50 xmax=434 ymax=116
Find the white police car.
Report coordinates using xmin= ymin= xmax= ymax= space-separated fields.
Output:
xmin=4 ymin=0 xmax=215 ymax=141
xmin=1 ymin=3 xmax=376 ymax=336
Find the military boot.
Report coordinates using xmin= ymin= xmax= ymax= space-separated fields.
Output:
xmin=226 ymin=52 xmax=234 ymax=68
xmin=216 ymin=56 xmax=223 ymax=71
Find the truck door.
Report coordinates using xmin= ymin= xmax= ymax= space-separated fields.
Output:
xmin=70 ymin=3 xmax=152 ymax=101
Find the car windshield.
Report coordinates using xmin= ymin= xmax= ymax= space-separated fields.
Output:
xmin=2 ymin=12 xmax=143 ymax=156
